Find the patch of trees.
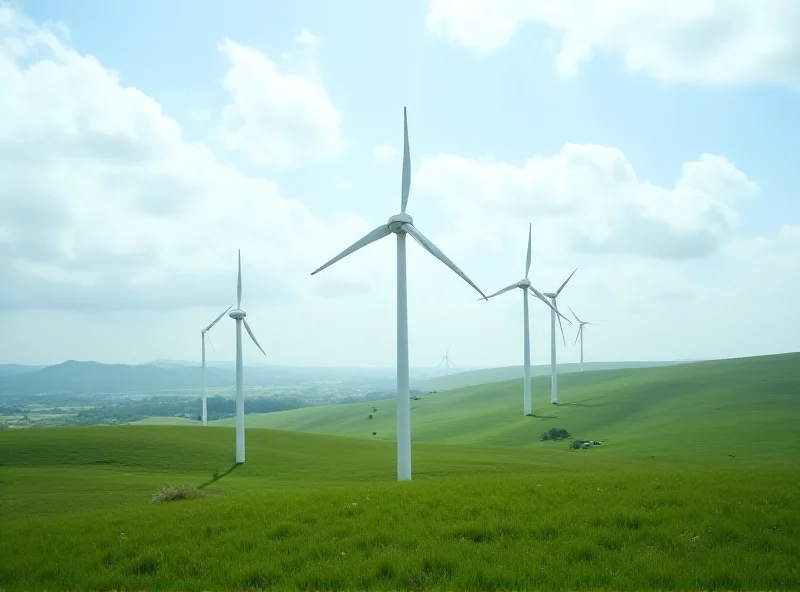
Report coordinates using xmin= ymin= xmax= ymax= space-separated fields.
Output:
xmin=539 ymin=427 xmax=571 ymax=441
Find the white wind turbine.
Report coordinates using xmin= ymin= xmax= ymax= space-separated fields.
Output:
xmin=228 ymin=249 xmax=266 ymax=464
xmin=437 ymin=346 xmax=454 ymax=375
xmin=200 ymin=305 xmax=231 ymax=426
xmin=482 ymin=223 xmax=570 ymax=415
xmin=542 ymin=269 xmax=577 ymax=404
xmin=569 ymin=306 xmax=600 ymax=372
xmin=311 ymin=107 xmax=486 ymax=482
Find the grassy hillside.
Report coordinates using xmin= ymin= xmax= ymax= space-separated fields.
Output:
xmin=1 ymin=425 xmax=798 ymax=590
xmin=214 ymin=353 xmax=800 ymax=464
xmin=2 ymin=352 xmax=798 ymax=590
xmin=415 ymin=360 xmax=692 ymax=391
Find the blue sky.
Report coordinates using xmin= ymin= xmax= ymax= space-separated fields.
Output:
xmin=2 ymin=0 xmax=799 ymax=366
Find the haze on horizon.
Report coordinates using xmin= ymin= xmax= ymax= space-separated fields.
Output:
xmin=1 ymin=0 xmax=798 ymax=369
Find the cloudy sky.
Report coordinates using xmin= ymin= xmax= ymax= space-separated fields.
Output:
xmin=1 ymin=0 xmax=799 ymax=368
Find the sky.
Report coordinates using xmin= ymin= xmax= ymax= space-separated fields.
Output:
xmin=1 ymin=0 xmax=799 ymax=368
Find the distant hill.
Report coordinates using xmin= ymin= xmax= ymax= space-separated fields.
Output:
xmin=414 ymin=360 xmax=694 ymax=391
xmin=0 ymin=364 xmax=45 ymax=377
xmin=0 ymin=360 xmax=230 ymax=396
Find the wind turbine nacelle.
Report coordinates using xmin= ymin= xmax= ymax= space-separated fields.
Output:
xmin=229 ymin=309 xmax=246 ymax=320
xmin=518 ymin=279 xmax=531 ymax=289
xmin=388 ymin=213 xmax=413 ymax=233
xmin=543 ymin=292 xmax=557 ymax=299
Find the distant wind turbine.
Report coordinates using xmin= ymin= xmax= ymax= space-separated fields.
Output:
xmin=310 ymin=107 xmax=486 ymax=482
xmin=569 ymin=306 xmax=600 ymax=372
xmin=437 ymin=346 xmax=454 ymax=375
xmin=542 ymin=269 xmax=577 ymax=404
xmin=200 ymin=305 xmax=231 ymax=426
xmin=228 ymin=250 xmax=266 ymax=464
xmin=482 ymin=224 xmax=570 ymax=415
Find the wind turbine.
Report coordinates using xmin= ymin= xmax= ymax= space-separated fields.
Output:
xmin=542 ymin=269 xmax=577 ymax=404
xmin=437 ymin=346 xmax=454 ymax=375
xmin=310 ymin=107 xmax=486 ymax=481
xmin=482 ymin=223 xmax=571 ymax=415
xmin=569 ymin=306 xmax=599 ymax=372
xmin=228 ymin=249 xmax=266 ymax=464
xmin=200 ymin=305 xmax=231 ymax=426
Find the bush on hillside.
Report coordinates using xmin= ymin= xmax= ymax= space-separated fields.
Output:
xmin=152 ymin=484 xmax=208 ymax=504
xmin=540 ymin=427 xmax=571 ymax=441
xmin=570 ymin=439 xmax=592 ymax=450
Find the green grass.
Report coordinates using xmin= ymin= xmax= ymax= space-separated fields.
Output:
xmin=1 ymin=352 xmax=799 ymax=590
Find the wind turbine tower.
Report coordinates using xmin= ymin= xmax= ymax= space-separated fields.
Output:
xmin=569 ymin=306 xmax=598 ymax=372
xmin=542 ymin=269 xmax=577 ymax=404
xmin=311 ymin=107 xmax=486 ymax=481
xmin=438 ymin=346 xmax=454 ymax=375
xmin=482 ymin=224 xmax=569 ymax=415
xmin=228 ymin=250 xmax=266 ymax=464
xmin=200 ymin=305 xmax=231 ymax=425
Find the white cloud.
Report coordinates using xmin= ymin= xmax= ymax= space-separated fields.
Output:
xmin=372 ymin=144 xmax=397 ymax=163
xmin=426 ymin=0 xmax=800 ymax=86
xmin=417 ymin=144 xmax=759 ymax=259
xmin=218 ymin=33 xmax=344 ymax=169
xmin=0 ymin=6 xmax=365 ymax=314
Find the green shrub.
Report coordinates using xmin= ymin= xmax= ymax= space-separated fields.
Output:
xmin=540 ymin=427 xmax=571 ymax=441
xmin=151 ymin=484 xmax=208 ymax=504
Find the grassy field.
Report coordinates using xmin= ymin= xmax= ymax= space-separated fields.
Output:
xmin=1 ymin=352 xmax=798 ymax=590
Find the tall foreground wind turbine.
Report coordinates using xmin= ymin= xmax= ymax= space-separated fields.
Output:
xmin=569 ymin=306 xmax=599 ymax=372
xmin=228 ymin=250 xmax=266 ymax=463
xmin=311 ymin=107 xmax=486 ymax=481
xmin=200 ymin=305 xmax=231 ymax=426
xmin=543 ymin=269 xmax=577 ymax=404
xmin=482 ymin=224 xmax=570 ymax=415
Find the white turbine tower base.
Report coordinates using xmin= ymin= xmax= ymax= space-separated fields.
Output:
xmin=228 ymin=250 xmax=266 ymax=464
xmin=543 ymin=269 xmax=577 ymax=404
xmin=201 ymin=305 xmax=232 ymax=426
xmin=311 ymin=107 xmax=486 ymax=482
xmin=482 ymin=223 xmax=570 ymax=416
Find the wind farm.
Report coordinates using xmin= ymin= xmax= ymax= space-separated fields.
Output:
xmin=3 ymin=2 xmax=800 ymax=589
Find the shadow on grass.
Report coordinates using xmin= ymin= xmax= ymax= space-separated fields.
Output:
xmin=199 ymin=462 xmax=242 ymax=489
xmin=527 ymin=413 xmax=560 ymax=419
xmin=560 ymin=402 xmax=608 ymax=408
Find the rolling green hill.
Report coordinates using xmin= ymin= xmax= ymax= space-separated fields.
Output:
xmin=415 ymin=360 xmax=692 ymax=391
xmin=2 ymin=352 xmax=798 ymax=590
xmin=1 ymin=423 xmax=798 ymax=590
xmin=216 ymin=352 xmax=800 ymax=465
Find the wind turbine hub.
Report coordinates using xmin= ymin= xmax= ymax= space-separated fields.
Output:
xmin=388 ymin=212 xmax=413 ymax=233
xmin=229 ymin=308 xmax=246 ymax=320
xmin=518 ymin=279 xmax=531 ymax=289
xmin=543 ymin=292 xmax=557 ymax=299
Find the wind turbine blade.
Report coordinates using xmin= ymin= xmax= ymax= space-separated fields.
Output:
xmin=237 ymin=250 xmax=242 ymax=309
xmin=529 ymin=288 xmax=572 ymax=324
xmin=401 ymin=107 xmax=411 ymax=213
xmin=481 ymin=282 xmax=521 ymax=301
xmin=573 ymin=326 xmax=581 ymax=346
xmin=437 ymin=356 xmax=445 ymax=368
xmin=567 ymin=305 xmax=583 ymax=325
xmin=204 ymin=305 xmax=233 ymax=332
xmin=525 ymin=223 xmax=532 ymax=279
xmin=555 ymin=268 xmax=577 ymax=295
xmin=242 ymin=318 xmax=266 ymax=357
xmin=207 ymin=332 xmax=217 ymax=354
xmin=311 ymin=225 xmax=392 ymax=275
xmin=404 ymin=223 xmax=487 ymax=299
xmin=554 ymin=298 xmax=567 ymax=347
